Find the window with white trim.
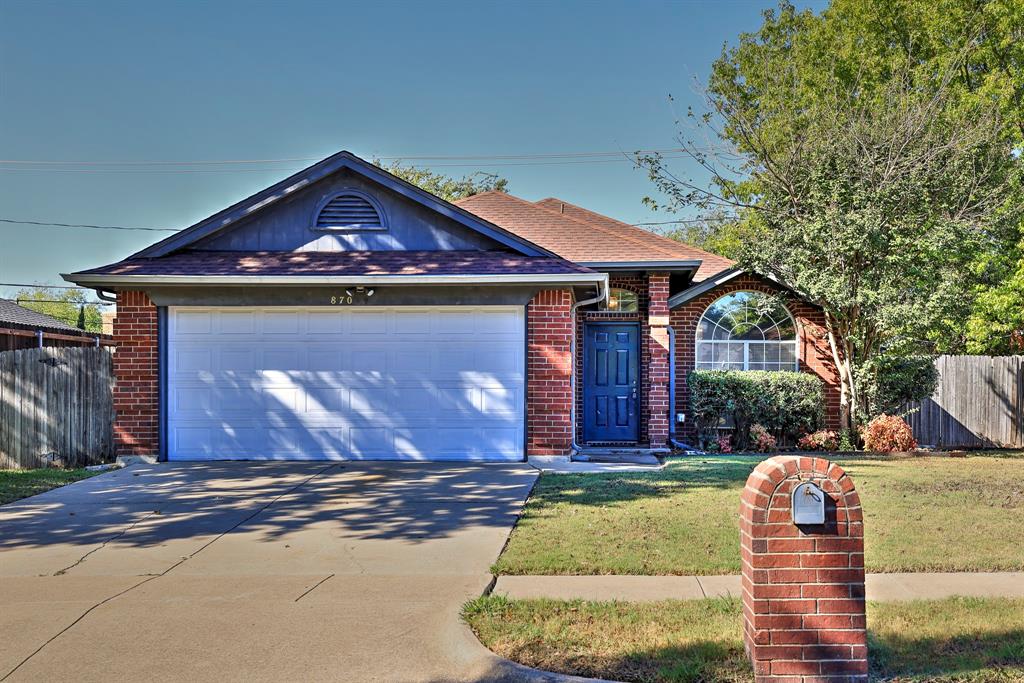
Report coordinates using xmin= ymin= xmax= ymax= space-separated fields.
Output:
xmin=695 ymin=291 xmax=798 ymax=371
xmin=607 ymin=287 xmax=639 ymax=312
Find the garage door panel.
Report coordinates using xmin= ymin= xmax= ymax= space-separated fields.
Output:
xmin=168 ymin=306 xmax=524 ymax=461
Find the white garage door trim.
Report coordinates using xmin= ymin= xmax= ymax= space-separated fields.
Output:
xmin=167 ymin=306 xmax=525 ymax=462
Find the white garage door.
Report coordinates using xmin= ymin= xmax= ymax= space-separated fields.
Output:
xmin=167 ymin=306 xmax=525 ymax=461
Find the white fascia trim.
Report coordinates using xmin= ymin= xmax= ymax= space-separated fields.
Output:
xmin=62 ymin=272 xmax=609 ymax=288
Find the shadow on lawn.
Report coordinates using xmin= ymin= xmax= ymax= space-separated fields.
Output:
xmin=0 ymin=460 xmax=538 ymax=550
xmin=447 ymin=628 xmax=1024 ymax=683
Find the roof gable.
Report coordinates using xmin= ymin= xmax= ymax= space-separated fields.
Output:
xmin=133 ymin=151 xmax=554 ymax=259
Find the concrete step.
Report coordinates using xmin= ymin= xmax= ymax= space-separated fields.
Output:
xmin=572 ymin=448 xmax=667 ymax=465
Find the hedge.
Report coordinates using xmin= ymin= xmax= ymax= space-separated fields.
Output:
xmin=688 ymin=370 xmax=824 ymax=449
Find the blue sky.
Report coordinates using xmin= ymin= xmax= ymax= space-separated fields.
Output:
xmin=0 ymin=0 xmax=825 ymax=298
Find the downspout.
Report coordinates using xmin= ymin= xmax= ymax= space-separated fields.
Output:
xmin=667 ymin=325 xmax=701 ymax=453
xmin=569 ymin=279 xmax=607 ymax=457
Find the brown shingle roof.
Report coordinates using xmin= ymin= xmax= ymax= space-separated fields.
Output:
xmin=74 ymin=250 xmax=595 ymax=278
xmin=0 ymin=298 xmax=80 ymax=332
xmin=455 ymin=192 xmax=734 ymax=281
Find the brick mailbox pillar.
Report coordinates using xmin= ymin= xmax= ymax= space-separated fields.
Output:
xmin=740 ymin=456 xmax=868 ymax=682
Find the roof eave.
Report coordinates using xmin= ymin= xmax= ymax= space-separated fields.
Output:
xmin=667 ymin=268 xmax=745 ymax=309
xmin=578 ymin=260 xmax=701 ymax=273
xmin=62 ymin=272 xmax=609 ymax=289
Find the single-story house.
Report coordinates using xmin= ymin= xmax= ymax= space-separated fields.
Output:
xmin=0 ymin=298 xmax=113 ymax=351
xmin=64 ymin=151 xmax=839 ymax=462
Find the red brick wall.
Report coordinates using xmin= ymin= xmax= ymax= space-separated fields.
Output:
xmin=113 ymin=291 xmax=159 ymax=456
xmin=670 ymin=275 xmax=841 ymax=441
xmin=528 ymin=289 xmax=574 ymax=456
xmin=740 ymin=456 xmax=867 ymax=682
xmin=647 ymin=273 xmax=670 ymax=447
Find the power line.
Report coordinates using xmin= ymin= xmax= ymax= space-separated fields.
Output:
xmin=0 ymin=146 xmax=722 ymax=167
xmin=0 ymin=218 xmax=177 ymax=231
xmin=0 ymin=282 xmax=89 ymax=290
xmin=17 ymin=298 xmax=113 ymax=306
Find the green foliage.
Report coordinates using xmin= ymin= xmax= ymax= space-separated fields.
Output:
xmin=373 ymin=160 xmax=508 ymax=201
xmin=837 ymin=429 xmax=856 ymax=452
xmin=966 ymin=238 xmax=1024 ymax=353
xmin=855 ymin=354 xmax=939 ymax=420
xmin=656 ymin=213 xmax=749 ymax=259
xmin=14 ymin=287 xmax=104 ymax=332
xmin=688 ymin=370 xmax=823 ymax=449
xmin=639 ymin=0 xmax=1024 ymax=428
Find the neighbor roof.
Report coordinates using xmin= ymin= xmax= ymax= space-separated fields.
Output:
xmin=456 ymin=192 xmax=734 ymax=281
xmin=68 ymin=250 xmax=599 ymax=285
xmin=0 ymin=298 xmax=79 ymax=332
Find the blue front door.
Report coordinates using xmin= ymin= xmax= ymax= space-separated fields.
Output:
xmin=583 ymin=323 xmax=640 ymax=442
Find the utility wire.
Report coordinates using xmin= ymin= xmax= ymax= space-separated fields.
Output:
xmin=0 ymin=282 xmax=89 ymax=290
xmin=0 ymin=218 xmax=177 ymax=231
xmin=0 ymin=146 xmax=724 ymax=166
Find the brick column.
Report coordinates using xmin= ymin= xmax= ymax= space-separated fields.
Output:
xmin=740 ymin=456 xmax=867 ymax=682
xmin=527 ymin=289 xmax=574 ymax=456
xmin=113 ymin=291 xmax=159 ymax=457
xmin=646 ymin=272 xmax=670 ymax=447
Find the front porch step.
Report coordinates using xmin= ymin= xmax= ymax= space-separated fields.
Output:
xmin=572 ymin=447 xmax=668 ymax=465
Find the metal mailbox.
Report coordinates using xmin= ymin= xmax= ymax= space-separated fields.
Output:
xmin=792 ymin=481 xmax=825 ymax=525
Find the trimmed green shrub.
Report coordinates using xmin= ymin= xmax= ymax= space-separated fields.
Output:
xmin=855 ymin=354 xmax=938 ymax=420
xmin=689 ymin=370 xmax=824 ymax=449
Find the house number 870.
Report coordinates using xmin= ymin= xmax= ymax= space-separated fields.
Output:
xmin=330 ymin=295 xmax=354 ymax=305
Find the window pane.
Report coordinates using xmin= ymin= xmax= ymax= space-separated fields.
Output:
xmin=608 ymin=288 xmax=638 ymax=312
xmin=749 ymin=343 xmax=766 ymax=363
xmin=697 ymin=342 xmax=713 ymax=365
xmin=780 ymin=344 xmax=796 ymax=368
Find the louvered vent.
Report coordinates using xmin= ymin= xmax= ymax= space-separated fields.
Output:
xmin=315 ymin=193 xmax=385 ymax=229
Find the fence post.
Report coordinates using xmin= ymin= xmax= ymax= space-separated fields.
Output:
xmin=740 ymin=456 xmax=867 ymax=682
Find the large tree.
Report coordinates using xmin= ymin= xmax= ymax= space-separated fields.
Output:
xmin=374 ymin=160 xmax=508 ymax=201
xmin=15 ymin=287 xmax=105 ymax=332
xmin=639 ymin=1 xmax=1022 ymax=431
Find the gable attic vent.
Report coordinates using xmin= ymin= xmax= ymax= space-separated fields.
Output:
xmin=313 ymin=191 xmax=387 ymax=230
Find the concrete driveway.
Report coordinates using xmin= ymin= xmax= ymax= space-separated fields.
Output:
xmin=0 ymin=461 xmax=557 ymax=683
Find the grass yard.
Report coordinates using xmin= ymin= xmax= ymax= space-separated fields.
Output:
xmin=493 ymin=453 xmax=1024 ymax=575
xmin=464 ymin=596 xmax=1024 ymax=683
xmin=0 ymin=468 xmax=99 ymax=505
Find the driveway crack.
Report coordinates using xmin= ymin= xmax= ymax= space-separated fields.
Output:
xmin=294 ymin=574 xmax=334 ymax=602
xmin=52 ymin=510 xmax=161 ymax=577
xmin=1 ymin=464 xmax=337 ymax=681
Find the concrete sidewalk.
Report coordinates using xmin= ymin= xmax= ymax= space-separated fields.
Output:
xmin=493 ymin=572 xmax=1024 ymax=602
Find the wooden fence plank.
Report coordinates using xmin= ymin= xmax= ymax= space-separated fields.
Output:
xmin=906 ymin=355 xmax=1023 ymax=449
xmin=0 ymin=347 xmax=114 ymax=468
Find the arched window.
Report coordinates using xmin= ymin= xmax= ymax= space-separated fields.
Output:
xmin=312 ymin=190 xmax=387 ymax=230
xmin=607 ymin=287 xmax=639 ymax=312
xmin=695 ymin=291 xmax=798 ymax=371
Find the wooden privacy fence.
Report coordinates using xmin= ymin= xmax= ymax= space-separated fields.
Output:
xmin=905 ymin=355 xmax=1023 ymax=449
xmin=0 ymin=346 xmax=114 ymax=469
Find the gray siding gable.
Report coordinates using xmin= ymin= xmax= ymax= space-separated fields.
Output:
xmin=194 ymin=169 xmax=501 ymax=252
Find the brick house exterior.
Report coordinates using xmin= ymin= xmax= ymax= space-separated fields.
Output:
xmin=670 ymin=274 xmax=842 ymax=442
xmin=69 ymin=150 xmax=842 ymax=463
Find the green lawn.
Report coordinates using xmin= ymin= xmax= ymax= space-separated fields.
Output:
xmin=0 ymin=468 xmax=99 ymax=505
xmin=494 ymin=453 xmax=1024 ymax=575
xmin=464 ymin=596 xmax=1024 ymax=683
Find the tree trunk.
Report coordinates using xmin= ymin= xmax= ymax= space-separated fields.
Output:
xmin=823 ymin=313 xmax=856 ymax=433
